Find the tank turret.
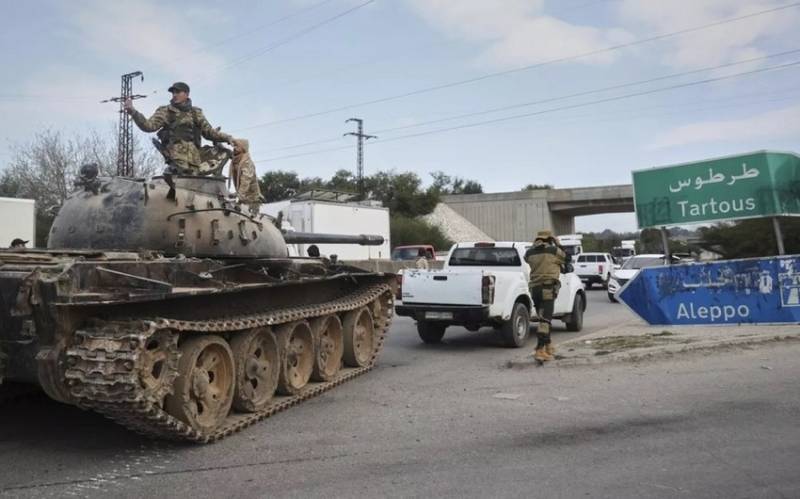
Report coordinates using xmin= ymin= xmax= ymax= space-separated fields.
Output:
xmin=49 ymin=174 xmax=283 ymax=258
xmin=48 ymin=171 xmax=385 ymax=258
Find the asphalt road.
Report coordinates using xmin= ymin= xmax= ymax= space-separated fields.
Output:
xmin=1 ymin=290 xmax=798 ymax=498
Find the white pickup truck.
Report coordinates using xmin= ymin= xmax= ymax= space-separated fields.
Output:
xmin=395 ymin=242 xmax=587 ymax=347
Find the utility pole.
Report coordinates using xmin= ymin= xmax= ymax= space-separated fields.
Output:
xmin=344 ymin=118 xmax=376 ymax=198
xmin=101 ymin=71 xmax=147 ymax=177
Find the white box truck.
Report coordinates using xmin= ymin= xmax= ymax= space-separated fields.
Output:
xmin=262 ymin=200 xmax=390 ymax=260
xmin=0 ymin=197 xmax=36 ymax=248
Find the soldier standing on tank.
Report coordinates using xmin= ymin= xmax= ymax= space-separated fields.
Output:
xmin=124 ymin=82 xmax=234 ymax=174
xmin=230 ymin=138 xmax=264 ymax=213
xmin=525 ymin=230 xmax=568 ymax=362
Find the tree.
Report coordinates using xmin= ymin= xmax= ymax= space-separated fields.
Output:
xmin=390 ymin=214 xmax=453 ymax=249
xmin=259 ymin=170 xmax=301 ymax=202
xmin=457 ymin=180 xmax=483 ymax=194
xmin=522 ymin=183 xmax=553 ymax=190
xmin=698 ymin=218 xmax=800 ymax=259
xmin=3 ymin=129 xmax=161 ymax=246
xmin=428 ymin=171 xmax=483 ymax=195
xmin=363 ymin=170 xmax=437 ymax=217
xmin=0 ymin=170 xmax=20 ymax=197
xmin=327 ymin=169 xmax=357 ymax=192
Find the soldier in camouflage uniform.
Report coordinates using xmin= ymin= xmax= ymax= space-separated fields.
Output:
xmin=124 ymin=82 xmax=234 ymax=175
xmin=525 ymin=230 xmax=568 ymax=362
xmin=230 ymin=138 xmax=264 ymax=213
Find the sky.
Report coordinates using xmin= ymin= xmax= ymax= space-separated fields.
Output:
xmin=1 ymin=0 xmax=799 ymax=232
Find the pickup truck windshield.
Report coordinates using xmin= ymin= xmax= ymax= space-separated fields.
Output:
xmin=449 ymin=247 xmax=521 ymax=266
xmin=392 ymin=248 xmax=428 ymax=260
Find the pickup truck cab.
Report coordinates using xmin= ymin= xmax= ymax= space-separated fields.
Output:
xmin=395 ymin=242 xmax=586 ymax=347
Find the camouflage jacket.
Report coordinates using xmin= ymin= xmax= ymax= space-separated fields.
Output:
xmin=129 ymin=103 xmax=232 ymax=145
xmin=525 ymin=242 xmax=566 ymax=287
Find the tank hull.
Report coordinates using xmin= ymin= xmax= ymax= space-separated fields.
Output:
xmin=0 ymin=249 xmax=395 ymax=440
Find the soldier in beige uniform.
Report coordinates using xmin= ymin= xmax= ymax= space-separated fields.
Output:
xmin=230 ymin=138 xmax=264 ymax=213
xmin=124 ymin=82 xmax=233 ymax=175
xmin=524 ymin=230 xmax=568 ymax=362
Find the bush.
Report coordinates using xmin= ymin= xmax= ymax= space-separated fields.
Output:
xmin=390 ymin=215 xmax=454 ymax=251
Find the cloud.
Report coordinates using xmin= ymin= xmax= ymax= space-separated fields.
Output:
xmin=406 ymin=0 xmax=633 ymax=67
xmin=648 ymin=103 xmax=800 ymax=149
xmin=616 ymin=0 xmax=800 ymax=69
xmin=65 ymin=0 xmax=227 ymax=79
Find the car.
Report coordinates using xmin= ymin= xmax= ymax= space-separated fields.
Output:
xmin=607 ymin=253 xmax=681 ymax=302
xmin=574 ymin=252 xmax=614 ymax=289
xmin=395 ymin=241 xmax=587 ymax=347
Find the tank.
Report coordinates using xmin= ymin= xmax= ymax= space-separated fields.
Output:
xmin=0 ymin=168 xmax=395 ymax=442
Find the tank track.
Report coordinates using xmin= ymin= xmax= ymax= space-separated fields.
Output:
xmin=64 ymin=283 xmax=393 ymax=443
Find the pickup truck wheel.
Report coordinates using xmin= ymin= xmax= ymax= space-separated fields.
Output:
xmin=417 ymin=321 xmax=446 ymax=344
xmin=501 ymin=302 xmax=530 ymax=348
xmin=565 ymin=293 xmax=584 ymax=332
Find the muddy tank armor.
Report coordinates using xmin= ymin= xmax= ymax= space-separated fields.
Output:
xmin=0 ymin=169 xmax=395 ymax=442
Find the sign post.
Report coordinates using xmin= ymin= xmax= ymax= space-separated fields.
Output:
xmin=773 ymin=217 xmax=785 ymax=255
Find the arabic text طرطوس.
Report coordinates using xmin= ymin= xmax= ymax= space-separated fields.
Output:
xmin=669 ymin=163 xmax=760 ymax=193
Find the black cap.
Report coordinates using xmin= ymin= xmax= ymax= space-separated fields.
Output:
xmin=10 ymin=238 xmax=28 ymax=247
xmin=168 ymin=82 xmax=190 ymax=93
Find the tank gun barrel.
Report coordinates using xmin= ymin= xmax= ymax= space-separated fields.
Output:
xmin=283 ymin=232 xmax=384 ymax=246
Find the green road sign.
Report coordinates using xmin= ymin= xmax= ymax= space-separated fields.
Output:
xmin=633 ymin=151 xmax=800 ymax=228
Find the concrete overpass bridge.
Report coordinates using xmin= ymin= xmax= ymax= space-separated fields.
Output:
xmin=442 ymin=184 xmax=633 ymax=240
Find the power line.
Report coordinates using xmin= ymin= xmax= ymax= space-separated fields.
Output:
xmin=191 ymin=0 xmax=337 ymax=54
xmin=374 ymin=61 xmax=800 ymax=145
xmin=372 ymin=49 xmax=800 ymax=135
xmin=227 ymin=0 xmax=620 ymax=101
xmin=274 ymin=85 xmax=800 ymax=152
xmin=253 ymin=59 xmax=800 ymax=163
xmin=257 ymin=48 xmax=800 ymax=153
xmin=233 ymin=1 xmax=800 ymax=132
xmin=216 ymin=0 xmax=375 ymax=73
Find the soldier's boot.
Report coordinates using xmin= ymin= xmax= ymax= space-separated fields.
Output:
xmin=533 ymin=347 xmax=554 ymax=362
xmin=545 ymin=343 xmax=556 ymax=357
xmin=532 ymin=329 xmax=554 ymax=362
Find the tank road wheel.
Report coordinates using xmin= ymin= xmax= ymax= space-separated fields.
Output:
xmin=165 ymin=335 xmax=235 ymax=433
xmin=342 ymin=307 xmax=374 ymax=368
xmin=275 ymin=321 xmax=315 ymax=395
xmin=230 ymin=327 xmax=280 ymax=413
xmin=138 ymin=330 xmax=180 ymax=405
xmin=311 ymin=315 xmax=344 ymax=382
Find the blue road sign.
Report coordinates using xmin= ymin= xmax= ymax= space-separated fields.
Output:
xmin=618 ymin=255 xmax=800 ymax=325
